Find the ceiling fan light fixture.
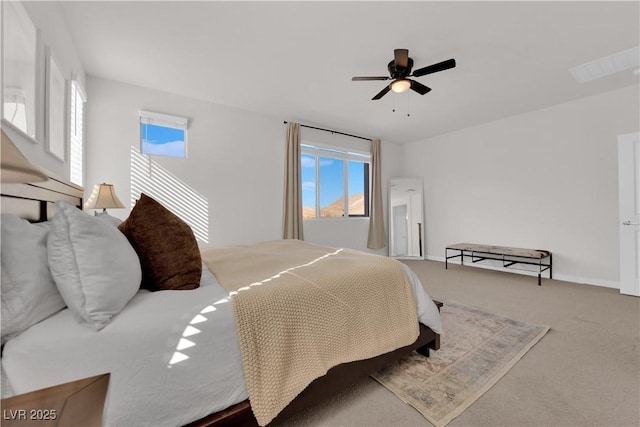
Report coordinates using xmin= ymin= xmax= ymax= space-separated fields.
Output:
xmin=352 ymin=50 xmax=456 ymax=100
xmin=390 ymin=79 xmax=411 ymax=93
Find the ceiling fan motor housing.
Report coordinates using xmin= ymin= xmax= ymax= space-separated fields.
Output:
xmin=388 ymin=57 xmax=414 ymax=78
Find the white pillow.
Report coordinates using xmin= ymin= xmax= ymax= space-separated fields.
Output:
xmin=1 ymin=215 xmax=66 ymax=343
xmin=47 ymin=201 xmax=142 ymax=330
xmin=94 ymin=211 xmax=123 ymax=227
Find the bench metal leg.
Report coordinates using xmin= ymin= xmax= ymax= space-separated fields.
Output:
xmin=445 ymin=249 xmax=465 ymax=270
xmin=538 ymin=259 xmax=542 ymax=286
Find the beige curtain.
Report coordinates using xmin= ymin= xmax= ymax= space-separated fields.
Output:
xmin=282 ymin=122 xmax=304 ymax=240
xmin=367 ymin=138 xmax=386 ymax=249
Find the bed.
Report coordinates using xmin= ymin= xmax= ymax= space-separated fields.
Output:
xmin=0 ymin=174 xmax=443 ymax=426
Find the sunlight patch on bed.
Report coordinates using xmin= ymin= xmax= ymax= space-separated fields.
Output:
xmin=190 ymin=314 xmax=208 ymax=324
xmin=176 ymin=338 xmax=196 ymax=351
xmin=169 ymin=299 xmax=230 ymax=367
xmin=169 ymin=352 xmax=189 ymax=365
xmin=200 ymin=305 xmax=216 ymax=313
xmin=182 ymin=325 xmax=201 ymax=337
xmin=168 ymin=250 xmax=343 ymax=368
xmin=228 ymin=248 xmax=344 ymax=297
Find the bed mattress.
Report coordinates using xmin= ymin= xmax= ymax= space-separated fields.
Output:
xmin=1 ymin=263 xmax=441 ymax=426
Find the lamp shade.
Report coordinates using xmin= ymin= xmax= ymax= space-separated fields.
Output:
xmin=1 ymin=128 xmax=48 ymax=183
xmin=84 ymin=183 xmax=125 ymax=210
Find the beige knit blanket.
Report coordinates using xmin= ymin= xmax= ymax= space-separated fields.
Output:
xmin=200 ymin=240 xmax=419 ymax=426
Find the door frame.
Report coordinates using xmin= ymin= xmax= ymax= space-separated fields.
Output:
xmin=618 ymin=131 xmax=640 ymax=296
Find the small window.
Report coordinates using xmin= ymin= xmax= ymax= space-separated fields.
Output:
xmin=301 ymin=143 xmax=370 ymax=219
xmin=139 ymin=110 xmax=188 ymax=158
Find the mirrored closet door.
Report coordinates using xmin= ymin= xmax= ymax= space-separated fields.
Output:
xmin=388 ymin=177 xmax=424 ymax=259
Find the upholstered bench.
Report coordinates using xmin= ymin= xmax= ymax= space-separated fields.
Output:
xmin=445 ymin=243 xmax=552 ymax=285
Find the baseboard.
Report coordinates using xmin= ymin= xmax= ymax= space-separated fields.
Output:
xmin=425 ymin=255 xmax=620 ymax=289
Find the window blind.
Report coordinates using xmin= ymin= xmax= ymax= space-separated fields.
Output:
xmin=69 ymin=79 xmax=86 ymax=186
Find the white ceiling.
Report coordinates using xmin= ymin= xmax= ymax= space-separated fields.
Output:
xmin=58 ymin=1 xmax=640 ymax=144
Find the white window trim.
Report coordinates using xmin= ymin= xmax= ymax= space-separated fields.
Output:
xmin=139 ymin=110 xmax=188 ymax=130
xmin=301 ymin=141 xmax=370 ymax=160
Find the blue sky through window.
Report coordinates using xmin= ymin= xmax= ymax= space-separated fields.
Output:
xmin=319 ymin=157 xmax=344 ymax=207
xmin=301 ymin=154 xmax=316 ymax=209
xmin=141 ymin=123 xmax=186 ymax=157
xmin=349 ymin=161 xmax=365 ymax=197
xmin=301 ymin=154 xmax=366 ymax=211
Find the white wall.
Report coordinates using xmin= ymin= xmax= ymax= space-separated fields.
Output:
xmin=402 ymin=84 xmax=640 ymax=288
xmin=86 ymin=77 xmax=284 ymax=247
xmin=85 ymin=77 xmax=402 ymax=252
xmin=3 ymin=1 xmax=85 ymax=179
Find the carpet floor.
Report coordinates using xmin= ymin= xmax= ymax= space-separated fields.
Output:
xmin=274 ymin=260 xmax=640 ymax=427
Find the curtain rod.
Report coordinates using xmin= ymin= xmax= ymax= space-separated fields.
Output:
xmin=283 ymin=121 xmax=372 ymax=142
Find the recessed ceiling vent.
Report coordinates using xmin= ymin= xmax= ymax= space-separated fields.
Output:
xmin=569 ymin=46 xmax=640 ymax=83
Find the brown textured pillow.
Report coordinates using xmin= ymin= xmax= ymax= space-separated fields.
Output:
xmin=118 ymin=193 xmax=201 ymax=291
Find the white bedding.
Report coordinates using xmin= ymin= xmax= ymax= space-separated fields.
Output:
xmin=2 ymin=262 xmax=442 ymax=426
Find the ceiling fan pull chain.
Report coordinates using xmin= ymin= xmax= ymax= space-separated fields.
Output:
xmin=407 ymin=92 xmax=411 ymax=117
xmin=392 ymin=92 xmax=396 ymax=113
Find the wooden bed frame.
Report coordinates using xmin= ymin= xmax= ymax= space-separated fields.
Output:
xmin=1 ymin=174 xmax=441 ymax=427
xmin=0 ymin=174 xmax=84 ymax=223
xmin=187 ymin=323 xmax=439 ymax=427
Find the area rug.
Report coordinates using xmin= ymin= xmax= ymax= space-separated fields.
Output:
xmin=371 ymin=301 xmax=549 ymax=427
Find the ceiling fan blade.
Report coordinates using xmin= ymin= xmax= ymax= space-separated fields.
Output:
xmin=411 ymin=58 xmax=456 ymax=77
xmin=410 ymin=79 xmax=432 ymax=95
xmin=372 ymin=85 xmax=391 ymax=100
xmin=352 ymin=76 xmax=390 ymax=81
xmin=394 ymin=49 xmax=409 ymax=68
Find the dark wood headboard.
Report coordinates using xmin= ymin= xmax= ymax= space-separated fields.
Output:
xmin=1 ymin=175 xmax=83 ymax=222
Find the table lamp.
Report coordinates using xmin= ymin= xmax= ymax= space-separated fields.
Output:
xmin=84 ymin=183 xmax=125 ymax=214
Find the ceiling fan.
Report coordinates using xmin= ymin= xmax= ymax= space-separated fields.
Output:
xmin=352 ymin=49 xmax=456 ymax=100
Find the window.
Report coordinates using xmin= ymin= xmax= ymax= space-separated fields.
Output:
xmin=139 ymin=110 xmax=188 ymax=158
xmin=69 ymin=79 xmax=86 ymax=186
xmin=301 ymin=143 xmax=370 ymax=219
